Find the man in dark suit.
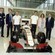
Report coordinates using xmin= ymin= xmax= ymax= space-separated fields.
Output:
xmin=0 ymin=8 xmax=5 ymax=37
xmin=6 ymin=9 xmax=13 ymax=37
xmin=46 ymin=14 xmax=54 ymax=40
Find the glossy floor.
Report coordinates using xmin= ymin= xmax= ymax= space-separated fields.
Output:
xmin=0 ymin=37 xmax=55 ymax=53
xmin=0 ymin=22 xmax=55 ymax=55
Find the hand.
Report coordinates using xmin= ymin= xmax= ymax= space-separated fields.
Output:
xmin=12 ymin=22 xmax=13 ymax=26
xmin=30 ymin=25 xmax=32 ymax=28
xmin=6 ymin=24 xmax=8 ymax=26
xmin=12 ymin=26 xmax=14 ymax=31
xmin=44 ymin=27 xmax=46 ymax=28
xmin=51 ymin=28 xmax=53 ymax=29
xmin=37 ymin=26 xmax=39 ymax=28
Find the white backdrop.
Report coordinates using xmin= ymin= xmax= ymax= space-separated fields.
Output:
xmin=51 ymin=21 xmax=55 ymax=38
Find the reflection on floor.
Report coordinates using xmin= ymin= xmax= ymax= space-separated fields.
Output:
xmin=0 ymin=37 xmax=55 ymax=53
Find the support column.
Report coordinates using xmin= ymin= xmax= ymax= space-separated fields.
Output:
xmin=4 ymin=7 xmax=8 ymax=15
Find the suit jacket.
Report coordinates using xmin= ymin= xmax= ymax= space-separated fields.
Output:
xmin=46 ymin=17 xmax=54 ymax=29
xmin=6 ymin=14 xmax=13 ymax=25
xmin=0 ymin=13 xmax=5 ymax=26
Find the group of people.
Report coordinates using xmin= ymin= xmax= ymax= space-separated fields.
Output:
xmin=31 ymin=11 xmax=54 ymax=40
xmin=0 ymin=8 xmax=54 ymax=41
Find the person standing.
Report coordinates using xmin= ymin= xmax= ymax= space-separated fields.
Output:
xmin=12 ymin=11 xmax=21 ymax=37
xmin=30 ymin=11 xmax=38 ymax=38
xmin=37 ymin=13 xmax=46 ymax=32
xmin=6 ymin=9 xmax=13 ymax=37
xmin=46 ymin=14 xmax=54 ymax=40
xmin=0 ymin=8 xmax=5 ymax=37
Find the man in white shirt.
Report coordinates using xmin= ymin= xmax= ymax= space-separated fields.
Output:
xmin=12 ymin=11 xmax=21 ymax=37
xmin=30 ymin=11 xmax=38 ymax=38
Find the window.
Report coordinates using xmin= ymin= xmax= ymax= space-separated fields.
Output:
xmin=50 ymin=0 xmax=54 ymax=3
xmin=7 ymin=0 xmax=11 ymax=6
xmin=4 ymin=0 xmax=7 ymax=6
xmin=40 ymin=3 xmax=44 ymax=9
xmin=45 ymin=1 xmax=47 ymax=8
xmin=0 ymin=0 xmax=1 ymax=6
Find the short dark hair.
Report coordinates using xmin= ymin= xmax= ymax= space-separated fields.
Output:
xmin=34 ymin=11 xmax=38 ymax=13
xmin=8 ymin=8 xmax=12 ymax=11
xmin=15 ymin=11 xmax=19 ymax=14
